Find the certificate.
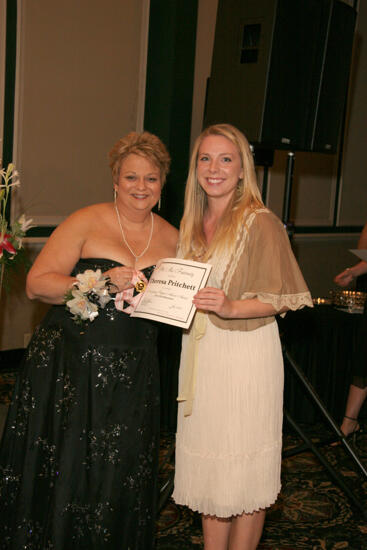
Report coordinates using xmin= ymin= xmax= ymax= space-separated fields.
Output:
xmin=131 ymin=258 xmax=212 ymax=329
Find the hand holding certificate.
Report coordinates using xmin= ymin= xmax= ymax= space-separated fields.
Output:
xmin=131 ymin=258 xmax=212 ymax=329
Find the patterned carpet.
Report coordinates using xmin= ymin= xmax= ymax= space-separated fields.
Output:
xmin=156 ymin=428 xmax=367 ymax=550
xmin=1 ymin=372 xmax=367 ymax=549
xmin=0 ymin=371 xmax=16 ymax=405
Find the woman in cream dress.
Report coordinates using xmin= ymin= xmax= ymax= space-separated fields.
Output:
xmin=172 ymin=124 xmax=312 ymax=549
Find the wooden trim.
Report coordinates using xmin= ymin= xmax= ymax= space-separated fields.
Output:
xmin=136 ymin=0 xmax=150 ymax=132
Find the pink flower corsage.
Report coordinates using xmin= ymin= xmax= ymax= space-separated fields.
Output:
xmin=114 ymin=270 xmax=148 ymax=314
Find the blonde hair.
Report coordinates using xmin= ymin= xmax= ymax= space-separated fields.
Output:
xmin=179 ymin=124 xmax=263 ymax=260
xmin=109 ymin=131 xmax=171 ymax=187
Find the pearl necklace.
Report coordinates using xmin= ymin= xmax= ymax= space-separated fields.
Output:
xmin=114 ymin=203 xmax=154 ymax=265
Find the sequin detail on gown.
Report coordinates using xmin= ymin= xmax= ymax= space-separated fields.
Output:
xmin=0 ymin=258 xmax=160 ymax=550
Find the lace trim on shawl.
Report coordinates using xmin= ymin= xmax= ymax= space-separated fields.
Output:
xmin=240 ymin=291 xmax=314 ymax=313
xmin=222 ymin=209 xmax=268 ymax=294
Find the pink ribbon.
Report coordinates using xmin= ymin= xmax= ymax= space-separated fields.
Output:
xmin=114 ymin=270 xmax=149 ymax=314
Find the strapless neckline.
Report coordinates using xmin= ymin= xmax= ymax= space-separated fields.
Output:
xmin=78 ymin=258 xmax=155 ymax=272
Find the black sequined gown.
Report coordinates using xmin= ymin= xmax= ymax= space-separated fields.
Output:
xmin=0 ymin=259 xmax=160 ymax=550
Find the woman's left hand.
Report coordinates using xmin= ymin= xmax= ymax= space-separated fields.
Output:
xmin=334 ymin=268 xmax=355 ymax=288
xmin=193 ymin=287 xmax=233 ymax=318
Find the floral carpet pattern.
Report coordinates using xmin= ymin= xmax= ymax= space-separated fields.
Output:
xmin=1 ymin=373 xmax=367 ymax=549
xmin=156 ymin=429 xmax=367 ymax=550
xmin=0 ymin=371 xmax=16 ymax=405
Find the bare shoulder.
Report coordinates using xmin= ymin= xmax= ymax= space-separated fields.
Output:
xmin=52 ymin=203 xmax=111 ymax=236
xmin=62 ymin=202 xmax=111 ymax=225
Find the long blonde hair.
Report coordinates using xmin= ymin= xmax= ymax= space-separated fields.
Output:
xmin=179 ymin=124 xmax=263 ymax=260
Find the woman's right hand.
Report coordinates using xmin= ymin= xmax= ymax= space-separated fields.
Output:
xmin=104 ymin=266 xmax=135 ymax=293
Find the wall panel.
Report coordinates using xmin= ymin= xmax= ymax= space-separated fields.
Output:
xmin=13 ymin=0 xmax=149 ymax=226
xmin=339 ymin=1 xmax=367 ymax=225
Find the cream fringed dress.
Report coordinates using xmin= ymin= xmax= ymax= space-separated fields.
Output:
xmin=172 ymin=209 xmax=313 ymax=517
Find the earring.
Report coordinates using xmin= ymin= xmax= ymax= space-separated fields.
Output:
xmin=114 ymin=188 xmax=117 ymax=202
xmin=158 ymin=197 xmax=161 ymax=211
xmin=236 ymin=179 xmax=243 ymax=195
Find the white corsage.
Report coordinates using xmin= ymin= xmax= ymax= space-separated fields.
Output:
xmin=64 ymin=269 xmax=113 ymax=323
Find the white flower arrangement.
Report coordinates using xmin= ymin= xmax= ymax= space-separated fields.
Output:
xmin=64 ymin=269 xmax=113 ymax=323
xmin=0 ymin=163 xmax=33 ymax=295
xmin=0 ymin=164 xmax=33 ymax=262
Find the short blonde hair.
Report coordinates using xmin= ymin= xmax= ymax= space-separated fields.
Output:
xmin=179 ymin=124 xmax=263 ymax=260
xmin=109 ymin=131 xmax=170 ymax=187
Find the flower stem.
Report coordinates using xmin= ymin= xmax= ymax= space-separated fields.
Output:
xmin=0 ymin=263 xmax=4 ymax=302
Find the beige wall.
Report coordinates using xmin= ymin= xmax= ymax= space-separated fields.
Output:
xmin=339 ymin=0 xmax=367 ymax=224
xmin=13 ymin=0 xmax=149 ymax=226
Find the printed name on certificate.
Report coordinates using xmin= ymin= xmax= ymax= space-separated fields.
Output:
xmin=131 ymin=258 xmax=212 ymax=329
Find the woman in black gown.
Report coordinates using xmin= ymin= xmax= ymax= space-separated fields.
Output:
xmin=0 ymin=131 xmax=178 ymax=549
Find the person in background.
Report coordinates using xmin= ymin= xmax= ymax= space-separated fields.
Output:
xmin=0 ymin=131 xmax=178 ymax=549
xmin=334 ymin=222 xmax=367 ymax=441
xmin=334 ymin=222 xmax=367 ymax=290
xmin=172 ymin=123 xmax=312 ymax=550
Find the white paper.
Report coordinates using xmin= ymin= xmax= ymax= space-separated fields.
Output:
xmin=350 ymin=249 xmax=367 ymax=262
xmin=131 ymin=258 xmax=212 ymax=329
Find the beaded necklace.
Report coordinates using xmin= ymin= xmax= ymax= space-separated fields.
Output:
xmin=114 ymin=203 xmax=154 ymax=266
